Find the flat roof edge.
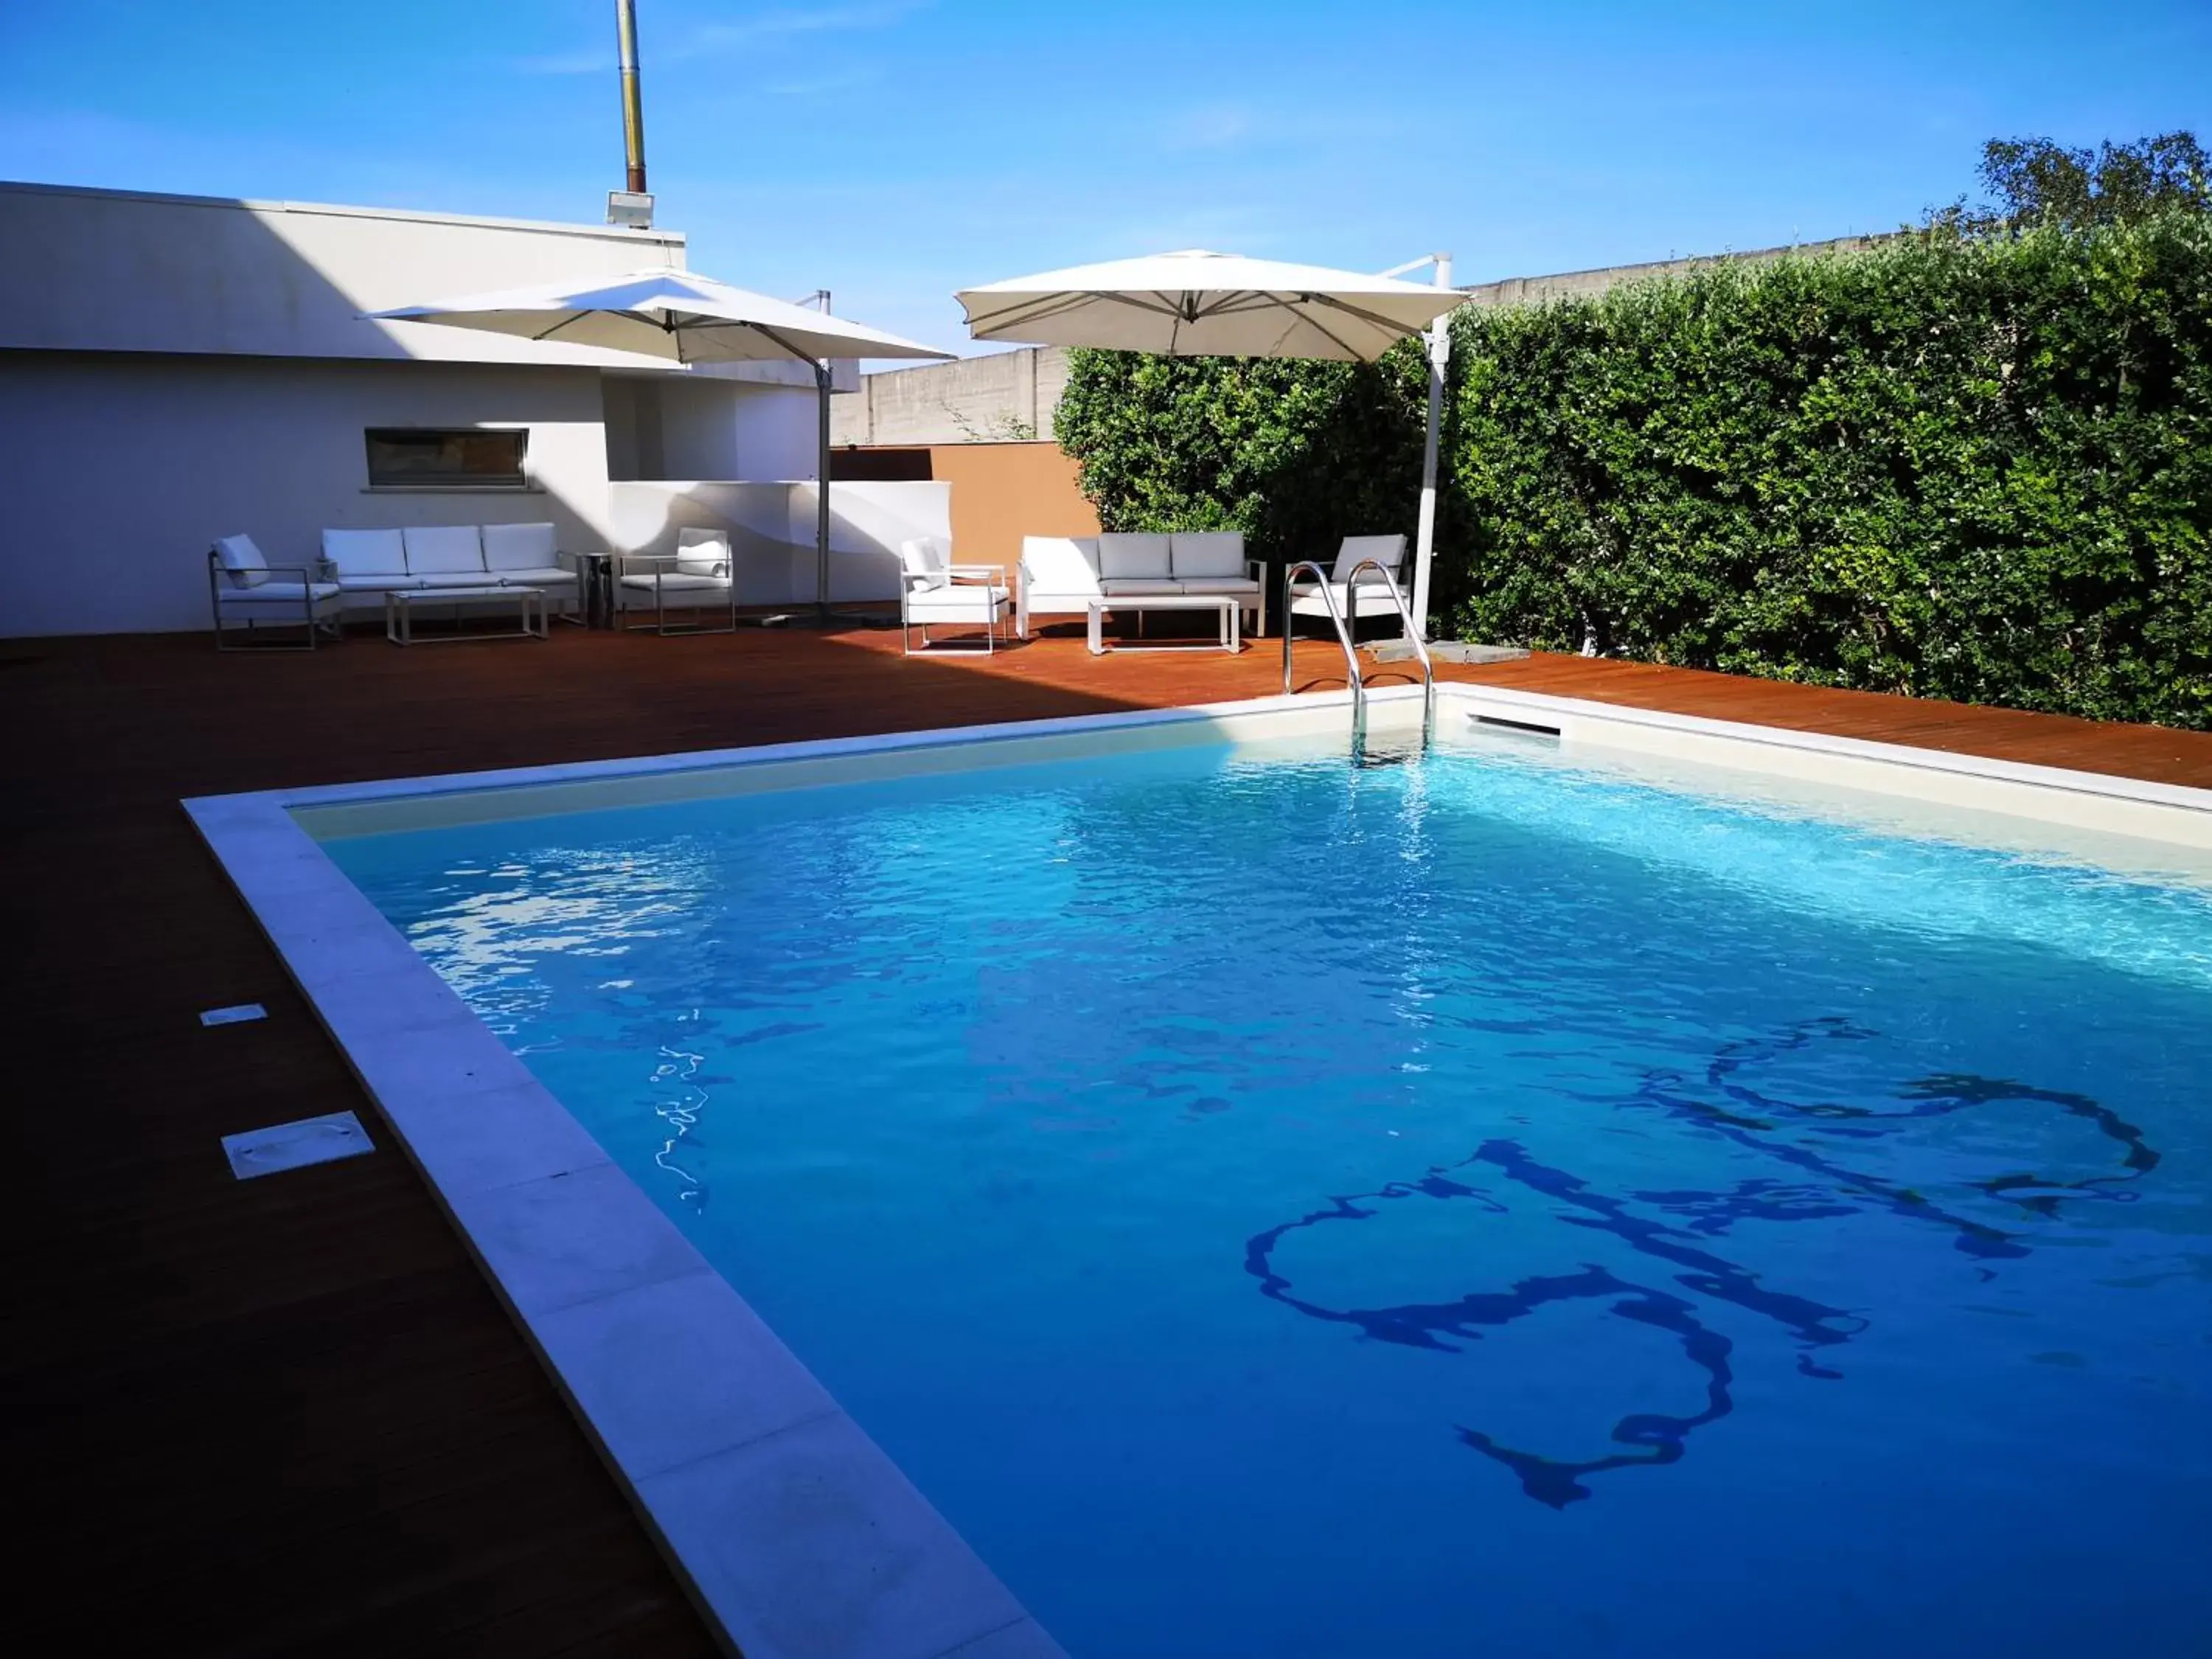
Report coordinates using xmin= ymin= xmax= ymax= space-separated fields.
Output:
xmin=0 ymin=178 xmax=686 ymax=246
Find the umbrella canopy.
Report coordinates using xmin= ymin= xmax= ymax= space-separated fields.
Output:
xmin=371 ymin=267 xmax=948 ymax=622
xmin=956 ymin=247 xmax=1464 ymax=644
xmin=370 ymin=267 xmax=949 ymax=365
xmin=955 ymin=249 xmax=1461 ymax=362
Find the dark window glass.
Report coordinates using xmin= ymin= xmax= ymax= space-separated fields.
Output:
xmin=364 ymin=428 xmax=528 ymax=487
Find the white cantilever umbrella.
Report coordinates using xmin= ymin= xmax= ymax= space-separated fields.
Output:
xmin=956 ymin=248 xmax=1462 ymax=634
xmin=372 ymin=268 xmax=951 ymax=618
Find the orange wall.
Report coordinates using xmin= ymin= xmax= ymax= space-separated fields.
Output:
xmin=832 ymin=441 xmax=1100 ymax=579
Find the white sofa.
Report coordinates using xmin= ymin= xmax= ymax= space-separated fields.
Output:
xmin=1018 ymin=532 xmax=1266 ymax=638
xmin=319 ymin=524 xmax=581 ymax=622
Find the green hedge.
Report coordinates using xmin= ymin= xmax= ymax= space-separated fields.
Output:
xmin=1054 ymin=213 xmax=2212 ymax=729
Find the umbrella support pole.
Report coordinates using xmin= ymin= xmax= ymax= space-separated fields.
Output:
xmin=743 ymin=358 xmax=895 ymax=628
xmin=1411 ymin=254 xmax=1450 ymax=644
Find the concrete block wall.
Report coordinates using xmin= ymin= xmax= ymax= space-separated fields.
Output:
xmin=830 ymin=347 xmax=1070 ymax=447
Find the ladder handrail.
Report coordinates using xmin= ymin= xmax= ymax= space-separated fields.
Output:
xmin=1280 ymin=559 xmax=1367 ymax=748
xmin=1342 ymin=557 xmax=1436 ymax=748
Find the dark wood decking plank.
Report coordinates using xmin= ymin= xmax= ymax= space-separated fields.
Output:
xmin=4 ymin=623 xmax=2206 ymax=1658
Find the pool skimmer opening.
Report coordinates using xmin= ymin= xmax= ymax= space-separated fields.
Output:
xmin=222 ymin=1110 xmax=375 ymax=1180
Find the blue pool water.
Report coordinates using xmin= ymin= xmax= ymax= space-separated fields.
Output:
xmin=330 ymin=734 xmax=2212 ymax=1658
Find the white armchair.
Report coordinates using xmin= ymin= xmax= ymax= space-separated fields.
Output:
xmin=1286 ymin=535 xmax=1413 ymax=636
xmin=617 ymin=527 xmax=739 ymax=635
xmin=208 ymin=535 xmax=342 ymax=651
xmin=898 ymin=537 xmax=1011 ymax=654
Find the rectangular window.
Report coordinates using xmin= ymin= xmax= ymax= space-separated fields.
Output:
xmin=364 ymin=428 xmax=529 ymax=487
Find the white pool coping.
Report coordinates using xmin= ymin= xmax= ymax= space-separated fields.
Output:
xmin=185 ymin=681 xmax=2212 ymax=1658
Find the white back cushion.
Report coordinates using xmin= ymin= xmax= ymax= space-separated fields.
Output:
xmin=897 ymin=538 xmax=947 ymax=582
xmin=212 ymin=533 xmax=268 ymax=589
xmin=1097 ymin=532 xmax=1172 ymax=580
xmin=1021 ymin=536 xmax=1102 ymax=594
xmin=1171 ymin=531 xmax=1245 ymax=579
xmin=675 ymin=526 xmax=731 ymax=576
xmin=481 ymin=521 xmax=557 ymax=572
xmin=403 ymin=525 xmax=485 ymax=575
xmin=321 ymin=527 xmax=406 ymax=577
xmin=1334 ymin=533 xmax=1407 ymax=580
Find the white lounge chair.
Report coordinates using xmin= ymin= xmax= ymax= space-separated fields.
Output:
xmin=617 ymin=527 xmax=740 ymax=635
xmin=1285 ymin=535 xmax=1413 ymax=634
xmin=208 ymin=534 xmax=342 ymax=651
xmin=899 ymin=537 xmax=1011 ymax=654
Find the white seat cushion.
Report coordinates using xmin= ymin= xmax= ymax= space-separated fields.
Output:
xmin=488 ymin=566 xmax=574 ymax=587
xmin=620 ymin=571 xmax=729 ymax=591
xmin=481 ymin=522 xmax=558 ymax=573
xmin=1180 ymin=575 xmax=1261 ymax=596
xmin=908 ymin=586 xmax=1009 ymax=621
xmin=1332 ymin=533 xmax=1407 ymax=580
xmin=1099 ymin=578 xmax=1185 ymax=596
xmin=411 ymin=572 xmax=506 ymax=589
xmin=218 ymin=580 xmax=340 ymax=606
xmin=211 ymin=534 xmax=268 ymax=589
xmin=1170 ymin=531 xmax=1245 ymax=579
xmin=334 ymin=572 xmax=422 ymax=592
xmin=1020 ymin=536 xmax=1102 ymax=597
xmin=1291 ymin=581 xmax=1400 ymax=615
xmin=1097 ymin=532 xmax=1172 ymax=580
xmin=403 ymin=524 xmax=486 ymax=575
xmin=322 ymin=527 xmax=406 ymax=578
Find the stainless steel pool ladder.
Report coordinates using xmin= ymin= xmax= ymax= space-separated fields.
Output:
xmin=1279 ymin=557 xmax=1436 ymax=754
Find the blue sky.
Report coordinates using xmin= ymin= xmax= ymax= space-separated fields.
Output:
xmin=1 ymin=1 xmax=2206 ymax=353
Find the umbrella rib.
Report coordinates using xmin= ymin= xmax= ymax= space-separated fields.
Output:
xmin=749 ymin=323 xmax=819 ymax=364
xmin=530 ymin=310 xmax=597 ymax=342
xmin=964 ymin=293 xmax=1102 ymax=333
xmin=1309 ymin=291 xmax=1442 ymax=341
xmin=1284 ymin=305 xmax=1365 ymax=361
xmin=967 ymin=290 xmax=1186 ymax=336
xmin=1190 ymin=289 xmax=1279 ymax=319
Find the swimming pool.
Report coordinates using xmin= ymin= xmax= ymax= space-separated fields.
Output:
xmin=317 ymin=717 xmax=2212 ymax=1659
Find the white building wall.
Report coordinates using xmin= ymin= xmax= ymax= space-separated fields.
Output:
xmin=0 ymin=352 xmax=615 ymax=636
xmin=0 ymin=181 xmax=840 ymax=636
xmin=609 ymin=480 xmax=949 ymax=605
xmin=0 ymin=182 xmax=860 ymax=388
xmin=0 ymin=182 xmax=686 ymax=366
xmin=602 ymin=379 xmax=825 ymax=484
xmin=731 ymin=385 xmax=821 ymax=481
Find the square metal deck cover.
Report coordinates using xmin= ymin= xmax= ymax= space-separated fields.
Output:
xmin=222 ymin=1110 xmax=375 ymax=1180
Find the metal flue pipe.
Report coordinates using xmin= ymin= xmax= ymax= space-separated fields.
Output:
xmin=616 ymin=0 xmax=647 ymax=194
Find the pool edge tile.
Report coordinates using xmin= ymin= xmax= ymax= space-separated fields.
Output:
xmin=928 ymin=1617 xmax=1072 ymax=1659
xmin=633 ymin=1411 xmax=1033 ymax=1659
xmin=529 ymin=1267 xmax=842 ymax=1484
xmin=445 ymin=1161 xmax=712 ymax=1319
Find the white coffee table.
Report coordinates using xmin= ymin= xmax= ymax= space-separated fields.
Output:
xmin=384 ymin=585 xmax=549 ymax=645
xmin=1086 ymin=594 xmax=1240 ymax=655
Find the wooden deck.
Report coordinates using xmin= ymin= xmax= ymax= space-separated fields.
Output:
xmin=4 ymin=623 xmax=2207 ymax=1658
